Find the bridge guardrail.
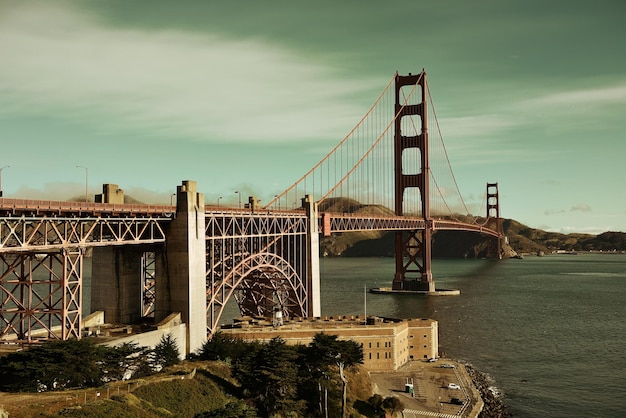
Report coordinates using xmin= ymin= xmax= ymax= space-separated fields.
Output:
xmin=0 ymin=198 xmax=175 ymax=216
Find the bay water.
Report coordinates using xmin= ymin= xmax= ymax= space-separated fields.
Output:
xmin=319 ymin=254 xmax=626 ymax=417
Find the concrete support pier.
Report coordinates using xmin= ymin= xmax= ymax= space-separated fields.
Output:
xmin=91 ymin=246 xmax=145 ymax=324
xmin=303 ymin=195 xmax=321 ymax=317
xmin=163 ymin=181 xmax=207 ymax=356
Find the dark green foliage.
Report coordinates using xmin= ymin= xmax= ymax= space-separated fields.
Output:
xmin=195 ymin=332 xmax=257 ymax=362
xmin=151 ymin=333 xmax=181 ymax=369
xmin=99 ymin=342 xmax=153 ymax=381
xmin=368 ymin=394 xmax=385 ymax=414
xmin=382 ymin=395 xmax=404 ymax=415
xmin=194 ymin=399 xmax=258 ymax=418
xmin=0 ymin=339 xmax=150 ymax=392
xmin=232 ymin=337 xmax=305 ymax=417
xmin=302 ymin=333 xmax=364 ymax=417
xmin=0 ymin=340 xmax=105 ymax=391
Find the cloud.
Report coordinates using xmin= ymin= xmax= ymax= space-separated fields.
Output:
xmin=545 ymin=209 xmax=566 ymax=215
xmin=570 ymin=204 xmax=591 ymax=212
xmin=438 ymin=114 xmax=516 ymax=139
xmin=545 ymin=204 xmax=592 ymax=215
xmin=547 ymin=225 xmax=612 ymax=235
xmin=526 ymin=85 xmax=626 ymax=108
xmin=0 ymin=2 xmax=376 ymax=144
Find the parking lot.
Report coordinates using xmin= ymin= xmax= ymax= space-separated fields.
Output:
xmin=369 ymin=359 xmax=484 ymax=417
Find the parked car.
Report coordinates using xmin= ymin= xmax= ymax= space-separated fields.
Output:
xmin=447 ymin=383 xmax=460 ymax=390
xmin=440 ymin=363 xmax=455 ymax=368
xmin=428 ymin=357 xmax=438 ymax=362
xmin=450 ymin=397 xmax=464 ymax=405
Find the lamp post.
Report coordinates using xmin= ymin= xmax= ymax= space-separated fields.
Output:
xmin=274 ymin=195 xmax=279 ymax=210
xmin=217 ymin=196 xmax=223 ymax=207
xmin=0 ymin=165 xmax=9 ymax=198
xmin=170 ymin=193 xmax=176 ymax=206
xmin=76 ymin=165 xmax=88 ymax=202
xmin=235 ymin=190 xmax=241 ymax=208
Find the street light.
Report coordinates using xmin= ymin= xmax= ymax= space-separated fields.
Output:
xmin=170 ymin=193 xmax=176 ymax=206
xmin=76 ymin=165 xmax=88 ymax=202
xmin=217 ymin=196 xmax=223 ymax=207
xmin=235 ymin=190 xmax=241 ymax=208
xmin=274 ymin=195 xmax=279 ymax=210
xmin=0 ymin=165 xmax=9 ymax=198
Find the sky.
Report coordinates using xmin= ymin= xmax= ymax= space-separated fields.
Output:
xmin=1 ymin=0 xmax=625 ymax=235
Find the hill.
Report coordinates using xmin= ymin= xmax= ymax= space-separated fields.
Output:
xmin=0 ymin=360 xmax=374 ymax=418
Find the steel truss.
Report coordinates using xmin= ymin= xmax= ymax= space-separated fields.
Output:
xmin=141 ymin=251 xmax=157 ymax=318
xmin=321 ymin=213 xmax=499 ymax=237
xmin=398 ymin=230 xmax=426 ymax=282
xmin=0 ymin=215 xmax=171 ymax=252
xmin=0 ymin=249 xmax=83 ymax=343
xmin=322 ymin=214 xmax=426 ymax=235
xmin=205 ymin=211 xmax=309 ymax=335
xmin=0 ymin=212 xmax=171 ymax=344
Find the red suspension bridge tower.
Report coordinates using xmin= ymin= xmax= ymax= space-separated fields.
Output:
xmin=392 ymin=71 xmax=434 ymax=292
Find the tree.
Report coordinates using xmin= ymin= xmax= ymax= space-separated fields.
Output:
xmin=382 ymin=396 xmax=404 ymax=417
xmin=196 ymin=332 xmax=255 ymax=363
xmin=232 ymin=337 xmax=305 ymax=417
xmin=151 ymin=333 xmax=181 ymax=369
xmin=368 ymin=394 xmax=385 ymax=415
xmin=99 ymin=342 xmax=152 ymax=381
xmin=0 ymin=339 xmax=116 ymax=391
xmin=305 ymin=333 xmax=364 ymax=418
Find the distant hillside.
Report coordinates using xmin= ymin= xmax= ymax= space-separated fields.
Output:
xmin=318 ymin=198 xmax=394 ymax=257
xmin=502 ymin=219 xmax=626 ymax=254
xmin=318 ymin=198 xmax=626 ymax=257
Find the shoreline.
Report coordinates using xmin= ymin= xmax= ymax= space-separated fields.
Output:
xmin=463 ymin=362 xmax=511 ymax=417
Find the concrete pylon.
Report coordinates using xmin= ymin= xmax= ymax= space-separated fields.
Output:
xmin=302 ymin=195 xmax=321 ymax=317
xmin=165 ymin=181 xmax=207 ymax=356
xmin=91 ymin=246 xmax=145 ymax=324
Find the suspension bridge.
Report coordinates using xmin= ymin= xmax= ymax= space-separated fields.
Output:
xmin=0 ymin=70 xmax=503 ymax=355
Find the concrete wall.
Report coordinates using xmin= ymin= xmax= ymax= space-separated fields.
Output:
xmin=93 ymin=312 xmax=188 ymax=360
xmin=91 ymin=246 xmax=146 ymax=324
xmin=407 ymin=318 xmax=439 ymax=361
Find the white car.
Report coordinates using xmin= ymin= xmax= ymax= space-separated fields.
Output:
xmin=447 ymin=383 xmax=460 ymax=390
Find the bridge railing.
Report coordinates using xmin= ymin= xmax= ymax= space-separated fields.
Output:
xmin=0 ymin=198 xmax=175 ymax=216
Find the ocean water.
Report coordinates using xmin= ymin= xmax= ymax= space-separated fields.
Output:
xmin=319 ymin=254 xmax=626 ymax=417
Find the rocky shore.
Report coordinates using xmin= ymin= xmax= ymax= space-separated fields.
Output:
xmin=464 ymin=363 xmax=512 ymax=417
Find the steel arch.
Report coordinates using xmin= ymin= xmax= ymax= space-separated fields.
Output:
xmin=206 ymin=251 xmax=306 ymax=337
